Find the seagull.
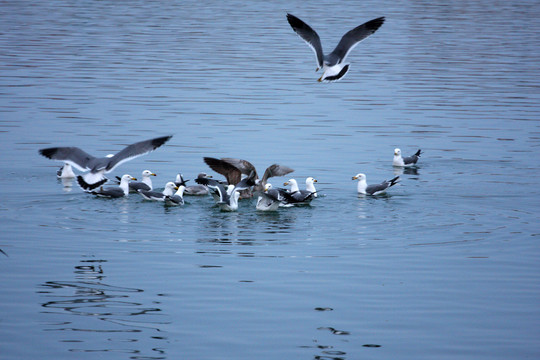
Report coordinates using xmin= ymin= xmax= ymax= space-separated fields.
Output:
xmin=116 ymin=169 xmax=156 ymax=192
xmin=57 ymin=163 xmax=76 ymax=179
xmin=138 ymin=182 xmax=178 ymax=201
xmin=203 ymin=157 xmax=293 ymax=197
xmin=175 ymin=173 xmax=210 ymax=196
xmin=393 ymin=148 xmax=422 ymax=167
xmin=286 ymin=13 xmax=385 ymax=82
xmin=165 ymin=185 xmax=186 ymax=206
xmin=305 ymin=177 xmax=318 ymax=197
xmin=86 ymin=174 xmax=136 ymax=198
xmin=256 ymin=183 xmax=294 ymax=211
xmin=283 ymin=178 xmax=317 ymax=205
xmin=352 ymin=173 xmax=399 ymax=195
xmin=195 ymin=176 xmax=254 ymax=212
xmin=39 ymin=135 xmax=172 ymax=190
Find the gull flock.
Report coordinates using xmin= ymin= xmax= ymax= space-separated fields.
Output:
xmin=38 ymin=14 xmax=423 ymax=211
xmin=39 ymin=136 xmax=422 ymax=212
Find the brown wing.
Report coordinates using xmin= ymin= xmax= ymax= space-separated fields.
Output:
xmin=221 ymin=158 xmax=257 ymax=177
xmin=203 ymin=157 xmax=243 ymax=185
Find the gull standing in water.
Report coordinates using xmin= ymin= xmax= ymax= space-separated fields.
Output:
xmin=286 ymin=13 xmax=385 ymax=82
xmin=39 ymin=135 xmax=172 ymax=190
xmin=352 ymin=173 xmax=399 ymax=195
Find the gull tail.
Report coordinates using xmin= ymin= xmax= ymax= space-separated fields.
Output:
xmin=388 ymin=176 xmax=400 ymax=188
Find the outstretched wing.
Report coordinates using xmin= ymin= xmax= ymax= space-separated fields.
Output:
xmin=106 ymin=135 xmax=172 ymax=172
xmin=261 ymin=164 xmax=294 ymax=185
xmin=329 ymin=16 xmax=385 ymax=63
xmin=203 ymin=157 xmax=243 ymax=185
xmin=287 ymin=13 xmax=324 ymax=69
xmin=39 ymin=147 xmax=95 ymax=172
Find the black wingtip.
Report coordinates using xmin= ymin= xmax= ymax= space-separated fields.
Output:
xmin=366 ymin=16 xmax=385 ymax=32
xmin=389 ymin=176 xmax=400 ymax=187
xmin=38 ymin=147 xmax=56 ymax=159
xmin=415 ymin=149 xmax=422 ymax=157
xmin=151 ymin=135 xmax=173 ymax=149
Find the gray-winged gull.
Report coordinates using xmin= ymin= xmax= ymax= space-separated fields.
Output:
xmin=175 ymin=173 xmax=210 ymax=196
xmin=195 ymin=175 xmax=255 ymax=212
xmin=39 ymin=135 xmax=172 ymax=190
xmin=286 ymin=13 xmax=385 ymax=82
xmin=116 ymin=169 xmax=156 ymax=192
xmin=57 ymin=163 xmax=76 ymax=178
xmin=138 ymin=182 xmax=178 ymax=201
xmin=87 ymin=174 xmax=136 ymax=198
xmin=165 ymin=185 xmax=186 ymax=206
xmin=256 ymin=183 xmax=295 ymax=211
xmin=352 ymin=173 xmax=399 ymax=195
xmin=393 ymin=148 xmax=422 ymax=167
xmin=283 ymin=178 xmax=317 ymax=205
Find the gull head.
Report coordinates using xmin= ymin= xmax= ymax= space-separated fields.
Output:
xmin=394 ymin=148 xmax=401 ymax=156
xmin=352 ymin=173 xmax=366 ymax=181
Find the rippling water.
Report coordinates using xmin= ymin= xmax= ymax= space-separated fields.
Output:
xmin=1 ymin=1 xmax=539 ymax=359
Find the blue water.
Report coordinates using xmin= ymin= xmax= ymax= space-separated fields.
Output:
xmin=1 ymin=1 xmax=539 ymax=359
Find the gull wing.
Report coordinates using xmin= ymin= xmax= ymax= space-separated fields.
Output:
xmin=106 ymin=135 xmax=172 ymax=172
xmin=287 ymin=13 xmax=324 ymax=69
xmin=39 ymin=147 xmax=95 ymax=172
xmin=328 ymin=16 xmax=385 ymax=64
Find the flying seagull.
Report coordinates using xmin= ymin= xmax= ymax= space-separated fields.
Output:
xmin=393 ymin=148 xmax=422 ymax=167
xmin=286 ymin=13 xmax=385 ymax=82
xmin=39 ymin=135 xmax=172 ymax=190
xmin=352 ymin=173 xmax=399 ymax=195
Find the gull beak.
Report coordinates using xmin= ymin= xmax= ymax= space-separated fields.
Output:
xmin=175 ymin=185 xmax=179 ymax=190
xmin=313 ymin=179 xmax=318 ymax=183
xmin=317 ymin=76 xmax=323 ymax=82
xmin=315 ymin=67 xmax=320 ymax=72
xmin=283 ymin=181 xmax=289 ymax=186
xmin=352 ymin=176 xmax=357 ymax=180
xmin=394 ymin=151 xmax=398 ymax=155
xmin=151 ymin=173 xmax=157 ymax=176
xmin=208 ymin=175 xmax=213 ymax=178
xmin=131 ymin=177 xmax=137 ymax=181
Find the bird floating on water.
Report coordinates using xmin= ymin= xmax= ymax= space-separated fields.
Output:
xmin=393 ymin=148 xmax=422 ymax=167
xmin=86 ymin=174 xmax=136 ymax=198
xmin=286 ymin=13 xmax=385 ymax=82
xmin=138 ymin=182 xmax=178 ymax=202
xmin=352 ymin=173 xmax=399 ymax=195
xmin=39 ymin=135 xmax=172 ymax=190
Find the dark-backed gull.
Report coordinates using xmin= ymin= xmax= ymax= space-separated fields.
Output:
xmin=39 ymin=135 xmax=172 ymax=190
xmin=286 ymin=13 xmax=385 ymax=82
xmin=86 ymin=174 xmax=136 ymax=198
xmin=393 ymin=148 xmax=422 ymax=167
xmin=138 ymin=182 xmax=178 ymax=201
xmin=352 ymin=173 xmax=399 ymax=195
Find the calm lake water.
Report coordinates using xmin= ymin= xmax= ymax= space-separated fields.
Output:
xmin=1 ymin=1 xmax=539 ymax=359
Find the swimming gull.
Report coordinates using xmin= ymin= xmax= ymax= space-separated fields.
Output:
xmin=86 ymin=174 xmax=136 ymax=198
xmin=203 ymin=157 xmax=293 ymax=197
xmin=393 ymin=148 xmax=422 ymax=167
xmin=286 ymin=13 xmax=385 ymax=82
xmin=305 ymin=177 xmax=318 ymax=197
xmin=352 ymin=173 xmax=399 ymax=195
xmin=116 ymin=169 xmax=156 ymax=192
xmin=165 ymin=185 xmax=186 ymax=206
xmin=283 ymin=178 xmax=317 ymax=205
xmin=39 ymin=135 xmax=172 ymax=190
xmin=138 ymin=182 xmax=178 ymax=201
xmin=57 ymin=163 xmax=76 ymax=179
xmin=175 ymin=173 xmax=211 ymax=196
xmin=256 ymin=183 xmax=294 ymax=211
xmin=195 ymin=176 xmax=254 ymax=212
